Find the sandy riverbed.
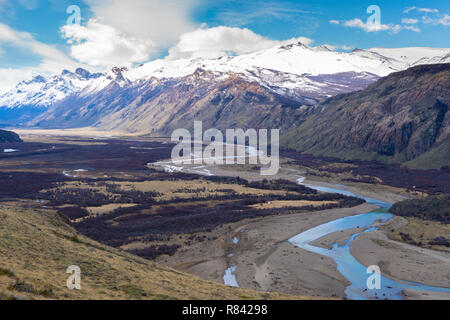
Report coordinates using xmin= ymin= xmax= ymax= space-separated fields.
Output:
xmin=157 ymin=203 xmax=379 ymax=299
xmin=157 ymin=164 xmax=449 ymax=299
xmin=350 ymin=217 xmax=450 ymax=299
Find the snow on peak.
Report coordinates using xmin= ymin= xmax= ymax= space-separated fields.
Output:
xmin=123 ymin=43 xmax=450 ymax=82
xmin=1 ymin=44 xmax=449 ymax=111
xmin=0 ymin=68 xmax=106 ymax=109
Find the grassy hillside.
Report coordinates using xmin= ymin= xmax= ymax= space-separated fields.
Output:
xmin=0 ymin=204 xmax=301 ymax=300
xmin=404 ymin=139 xmax=450 ymax=170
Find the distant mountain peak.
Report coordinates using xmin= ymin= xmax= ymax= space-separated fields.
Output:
xmin=75 ymin=67 xmax=104 ymax=80
xmin=111 ymin=66 xmax=129 ymax=84
xmin=22 ymin=75 xmax=47 ymax=85
xmin=61 ymin=69 xmax=75 ymax=77
xmin=279 ymin=41 xmax=309 ymax=51
xmin=0 ymin=67 xmax=107 ymax=112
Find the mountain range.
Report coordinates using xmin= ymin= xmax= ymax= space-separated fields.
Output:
xmin=1 ymin=42 xmax=449 ymax=128
xmin=0 ymin=68 xmax=103 ymax=126
xmin=0 ymin=42 xmax=449 ymax=168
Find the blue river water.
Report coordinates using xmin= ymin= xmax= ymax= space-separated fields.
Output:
xmin=289 ymin=181 xmax=450 ymax=300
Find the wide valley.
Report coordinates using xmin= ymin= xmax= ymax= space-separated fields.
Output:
xmin=1 ymin=129 xmax=449 ymax=300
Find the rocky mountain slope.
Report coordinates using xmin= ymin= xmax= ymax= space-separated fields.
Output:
xmin=282 ymin=63 xmax=450 ymax=169
xmin=0 ymin=68 xmax=103 ymax=125
xmin=0 ymin=129 xmax=22 ymax=143
xmin=30 ymin=69 xmax=316 ymax=134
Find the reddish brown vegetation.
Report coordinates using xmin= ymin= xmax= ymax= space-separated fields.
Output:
xmin=282 ymin=149 xmax=450 ymax=194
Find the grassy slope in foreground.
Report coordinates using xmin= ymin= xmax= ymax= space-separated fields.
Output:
xmin=0 ymin=205 xmax=302 ymax=300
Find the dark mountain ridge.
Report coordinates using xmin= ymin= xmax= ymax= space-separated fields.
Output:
xmin=0 ymin=129 xmax=22 ymax=143
xmin=282 ymin=63 xmax=450 ymax=169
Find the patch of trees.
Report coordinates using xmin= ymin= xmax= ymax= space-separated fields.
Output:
xmin=429 ymin=237 xmax=450 ymax=247
xmin=204 ymin=176 xmax=318 ymax=194
xmin=342 ymin=176 xmax=379 ymax=184
xmin=0 ymin=139 xmax=174 ymax=173
xmin=40 ymin=188 xmax=118 ymax=207
xmin=128 ymin=244 xmax=180 ymax=260
xmin=58 ymin=206 xmax=90 ymax=220
xmin=398 ymin=232 xmax=424 ymax=247
xmin=38 ymin=183 xmax=160 ymax=207
xmin=0 ymin=130 xmax=22 ymax=143
xmin=389 ymin=195 xmax=450 ymax=224
xmin=0 ymin=172 xmax=66 ymax=197
xmin=246 ymin=179 xmax=317 ymax=194
xmin=71 ymin=193 xmax=363 ymax=259
xmin=282 ymin=149 xmax=450 ymax=194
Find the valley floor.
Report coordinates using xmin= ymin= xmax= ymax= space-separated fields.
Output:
xmin=157 ymin=166 xmax=450 ymax=300
xmin=1 ymin=131 xmax=449 ymax=300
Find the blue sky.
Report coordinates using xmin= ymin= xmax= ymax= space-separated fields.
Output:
xmin=195 ymin=0 xmax=450 ymax=48
xmin=0 ymin=0 xmax=449 ymax=90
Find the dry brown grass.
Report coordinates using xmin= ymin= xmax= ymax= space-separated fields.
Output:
xmin=0 ymin=204 xmax=308 ymax=300
xmin=86 ymin=203 xmax=137 ymax=216
xmin=41 ymin=179 xmax=292 ymax=204
xmin=249 ymin=200 xmax=338 ymax=209
xmin=388 ymin=217 xmax=450 ymax=253
xmin=115 ymin=180 xmax=290 ymax=200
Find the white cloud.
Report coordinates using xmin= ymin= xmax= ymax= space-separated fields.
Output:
xmin=79 ymin=0 xmax=316 ymax=65
xmin=0 ymin=23 xmax=76 ymax=72
xmin=61 ymin=20 xmax=155 ymax=67
xmin=0 ymin=22 xmax=91 ymax=91
xmin=0 ymin=68 xmax=35 ymax=93
xmin=404 ymin=7 xmax=439 ymax=14
xmin=17 ymin=0 xmax=39 ymax=10
xmin=422 ymin=13 xmax=450 ymax=26
xmin=402 ymin=18 xmax=418 ymax=24
xmin=403 ymin=25 xmax=420 ymax=32
xmin=0 ymin=0 xmax=13 ymax=13
xmin=340 ymin=45 xmax=353 ymax=51
xmin=438 ymin=14 xmax=450 ymax=26
xmin=403 ymin=6 xmax=416 ymax=14
xmin=58 ymin=0 xmax=200 ymax=67
xmin=166 ymin=26 xmax=313 ymax=60
xmin=84 ymin=0 xmax=198 ymax=48
xmin=343 ymin=19 xmax=402 ymax=33
xmin=329 ymin=20 xmax=340 ymax=25
xmin=418 ymin=8 xmax=439 ymax=13
xmin=391 ymin=24 xmax=403 ymax=34
xmin=212 ymin=3 xmax=315 ymax=28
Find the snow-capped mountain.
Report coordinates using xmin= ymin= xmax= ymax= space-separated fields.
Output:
xmin=0 ymin=68 xmax=103 ymax=109
xmin=121 ymin=42 xmax=450 ymax=80
xmin=2 ymin=42 xmax=449 ymax=129
xmin=0 ymin=68 xmax=104 ymax=125
xmin=71 ymin=42 xmax=449 ymax=105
